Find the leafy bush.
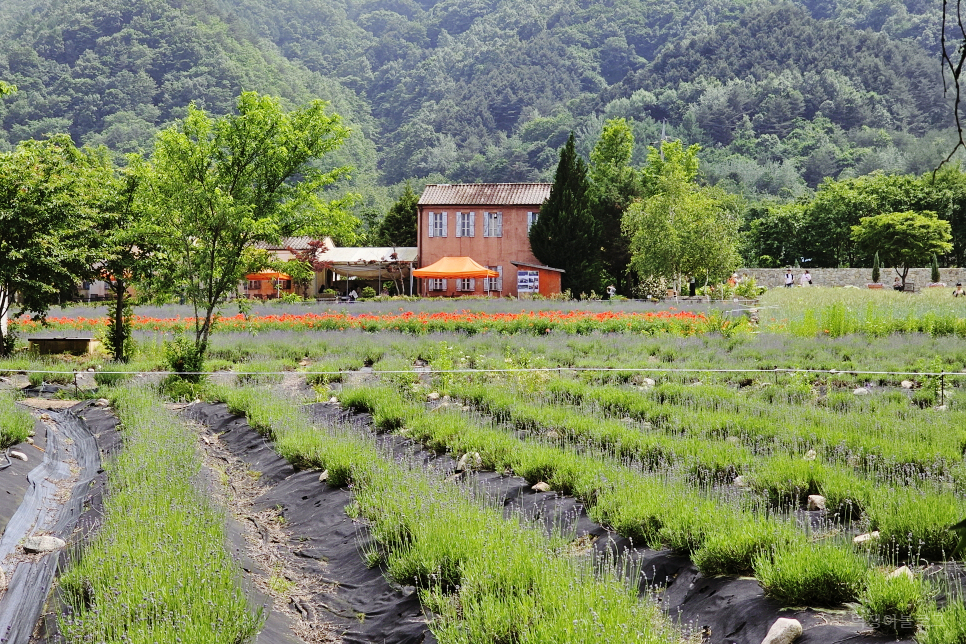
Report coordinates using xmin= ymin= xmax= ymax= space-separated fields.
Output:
xmin=360 ymin=286 xmax=377 ymax=299
xmin=163 ymin=335 xmax=205 ymax=384
xmin=29 ymin=370 xmax=75 ymax=386
xmin=94 ymin=367 xmax=129 ymax=387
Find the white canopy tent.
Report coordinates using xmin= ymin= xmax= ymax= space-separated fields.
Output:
xmin=319 ymin=246 xmax=418 ymax=294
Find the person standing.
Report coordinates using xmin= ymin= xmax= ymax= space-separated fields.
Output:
xmin=784 ymin=269 xmax=794 ymax=288
xmin=606 ymin=284 xmax=617 ymax=299
xmin=800 ymin=270 xmax=811 ymax=286
xmin=954 ymin=283 xmax=965 ymax=297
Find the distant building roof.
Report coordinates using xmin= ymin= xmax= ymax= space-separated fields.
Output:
xmin=510 ymin=261 xmax=566 ymax=273
xmin=418 ymin=183 xmax=551 ymax=207
xmin=320 ymin=246 xmax=418 ymax=279
xmin=254 ymin=236 xmax=316 ymax=251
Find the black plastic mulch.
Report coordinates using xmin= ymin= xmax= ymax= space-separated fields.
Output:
xmin=294 ymin=403 xmax=911 ymax=644
xmin=187 ymin=403 xmax=435 ymax=644
xmin=0 ymin=401 xmax=119 ymax=644
xmin=190 ymin=399 xmax=915 ymax=644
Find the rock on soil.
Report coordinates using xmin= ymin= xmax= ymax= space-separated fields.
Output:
xmin=8 ymin=451 xmax=28 ymax=462
xmin=888 ymin=566 xmax=914 ymax=580
xmin=854 ymin=531 xmax=880 ymax=545
xmin=901 ymin=380 xmax=915 ymax=389
xmin=760 ymin=618 xmax=803 ymax=644
xmin=853 ymin=387 xmax=869 ymax=395
xmin=807 ymin=495 xmax=826 ymax=511
xmin=531 ymin=482 xmax=551 ymax=492
xmin=22 ymin=535 xmax=66 ymax=553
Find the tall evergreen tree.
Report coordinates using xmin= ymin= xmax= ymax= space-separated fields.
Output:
xmin=377 ymin=183 xmax=419 ymax=247
xmin=529 ymin=132 xmax=602 ymax=296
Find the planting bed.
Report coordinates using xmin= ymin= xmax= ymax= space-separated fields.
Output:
xmin=5 ymin=290 xmax=966 ymax=642
xmin=296 ymin=399 xmax=910 ymax=644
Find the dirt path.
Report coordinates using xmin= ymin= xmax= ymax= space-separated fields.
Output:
xmin=186 ymin=402 xmax=435 ymax=644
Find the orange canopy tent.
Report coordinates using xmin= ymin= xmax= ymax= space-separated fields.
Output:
xmin=245 ymin=271 xmax=291 ymax=281
xmin=412 ymin=257 xmax=498 ymax=279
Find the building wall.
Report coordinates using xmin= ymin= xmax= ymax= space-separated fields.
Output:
xmin=417 ymin=205 xmax=549 ymax=296
xmin=738 ymin=267 xmax=966 ymax=289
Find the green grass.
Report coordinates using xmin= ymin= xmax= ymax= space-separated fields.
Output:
xmin=0 ymin=392 xmax=32 ymax=448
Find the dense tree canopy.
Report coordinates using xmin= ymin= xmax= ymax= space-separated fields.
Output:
xmin=0 ymin=135 xmax=107 ymax=354
xmin=0 ymin=0 xmax=956 ymax=202
xmin=624 ymin=141 xmax=742 ymax=289
xmin=376 ymin=183 xmax=419 ymax=247
xmin=589 ymin=118 xmax=639 ymax=296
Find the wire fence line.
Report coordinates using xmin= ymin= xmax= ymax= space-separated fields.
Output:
xmin=6 ymin=366 xmax=965 ymax=377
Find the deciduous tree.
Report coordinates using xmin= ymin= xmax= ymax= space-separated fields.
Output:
xmin=144 ymin=92 xmax=356 ymax=364
xmin=850 ymin=210 xmax=953 ymax=288
xmin=624 ymin=141 xmax=742 ymax=291
xmin=0 ymin=136 xmax=106 ymax=355
xmin=589 ymin=119 xmax=639 ymax=296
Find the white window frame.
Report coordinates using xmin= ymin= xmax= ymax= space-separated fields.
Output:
xmin=428 ymin=212 xmax=448 ymax=238
xmin=431 ymin=278 xmax=447 ymax=291
xmin=455 ymin=211 xmax=475 ymax=238
xmin=484 ymin=211 xmax=503 ymax=238
xmin=456 ymin=278 xmax=474 ymax=292
xmin=527 ymin=211 xmax=539 ymax=233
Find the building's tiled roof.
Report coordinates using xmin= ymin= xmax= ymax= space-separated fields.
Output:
xmin=418 ymin=183 xmax=551 ymax=206
xmin=254 ymin=236 xmax=315 ymax=251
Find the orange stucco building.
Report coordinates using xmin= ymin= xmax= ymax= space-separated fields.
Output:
xmin=416 ymin=183 xmax=564 ymax=297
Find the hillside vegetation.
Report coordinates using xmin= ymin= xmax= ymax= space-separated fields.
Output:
xmin=0 ymin=0 xmax=955 ymax=202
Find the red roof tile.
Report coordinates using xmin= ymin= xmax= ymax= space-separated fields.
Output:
xmin=418 ymin=183 xmax=551 ymax=206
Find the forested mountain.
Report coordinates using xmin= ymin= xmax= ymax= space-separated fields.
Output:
xmin=0 ymin=0 xmax=956 ymax=209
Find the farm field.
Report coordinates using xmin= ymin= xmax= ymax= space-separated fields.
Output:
xmin=2 ymin=288 xmax=966 ymax=643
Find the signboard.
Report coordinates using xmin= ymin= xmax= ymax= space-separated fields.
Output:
xmin=517 ymin=270 xmax=539 ymax=293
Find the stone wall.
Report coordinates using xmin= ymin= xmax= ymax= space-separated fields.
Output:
xmin=737 ymin=267 xmax=966 ymax=289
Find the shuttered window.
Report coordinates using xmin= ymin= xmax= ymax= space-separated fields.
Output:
xmin=456 ymin=212 xmax=475 ymax=237
xmin=487 ymin=266 xmax=503 ymax=292
xmin=484 ymin=212 xmax=503 ymax=237
xmin=428 ymin=212 xmax=447 ymax=237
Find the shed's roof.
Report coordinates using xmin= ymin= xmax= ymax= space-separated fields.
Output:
xmin=418 ymin=183 xmax=551 ymax=207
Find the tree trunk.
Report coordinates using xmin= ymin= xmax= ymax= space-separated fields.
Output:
xmin=111 ymin=282 xmax=128 ymax=362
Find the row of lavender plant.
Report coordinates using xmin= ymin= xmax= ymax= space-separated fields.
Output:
xmin=209 ymin=383 xmax=680 ymax=644
xmin=335 ymin=380 xmax=966 ymax=638
xmin=57 ymin=385 xmax=264 ymax=643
